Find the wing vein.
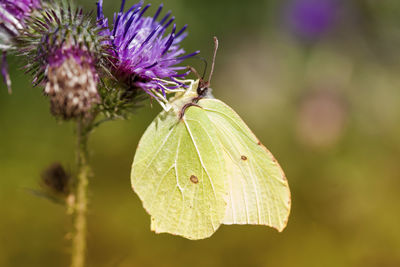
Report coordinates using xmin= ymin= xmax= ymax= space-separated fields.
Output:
xmin=183 ymin=117 xmax=219 ymax=230
xmin=135 ymin=126 xmax=175 ymax=183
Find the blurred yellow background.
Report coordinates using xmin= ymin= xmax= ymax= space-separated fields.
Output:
xmin=1 ymin=0 xmax=400 ymax=266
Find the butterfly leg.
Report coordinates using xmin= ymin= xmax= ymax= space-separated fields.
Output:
xmin=179 ymin=102 xmax=202 ymax=119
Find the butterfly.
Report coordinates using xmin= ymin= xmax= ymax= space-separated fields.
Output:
xmin=131 ymin=38 xmax=291 ymax=240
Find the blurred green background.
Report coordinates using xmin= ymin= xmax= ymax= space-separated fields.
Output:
xmin=1 ymin=0 xmax=400 ymax=266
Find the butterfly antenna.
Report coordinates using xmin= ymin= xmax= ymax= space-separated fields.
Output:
xmin=196 ymin=56 xmax=208 ymax=79
xmin=207 ymin=36 xmax=219 ymax=87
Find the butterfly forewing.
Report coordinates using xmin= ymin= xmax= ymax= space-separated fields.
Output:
xmin=131 ymin=106 xmax=227 ymax=240
xmin=200 ymin=99 xmax=291 ymax=231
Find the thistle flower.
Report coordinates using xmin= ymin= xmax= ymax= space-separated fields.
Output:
xmin=0 ymin=0 xmax=41 ymax=92
xmin=97 ymin=0 xmax=199 ymax=98
xmin=0 ymin=0 xmax=40 ymax=48
xmin=18 ymin=4 xmax=108 ymax=120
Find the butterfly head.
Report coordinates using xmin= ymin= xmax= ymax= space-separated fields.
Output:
xmin=187 ymin=37 xmax=219 ymax=100
xmin=178 ymin=37 xmax=218 ymax=119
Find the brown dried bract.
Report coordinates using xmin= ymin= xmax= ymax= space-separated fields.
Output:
xmin=41 ymin=162 xmax=70 ymax=195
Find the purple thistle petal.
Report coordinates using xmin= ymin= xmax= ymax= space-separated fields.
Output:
xmin=172 ymin=70 xmax=191 ymax=78
xmin=1 ymin=52 xmax=11 ymax=93
xmin=124 ymin=32 xmax=138 ymax=49
xmin=140 ymin=25 xmax=160 ymax=48
xmin=119 ymin=0 xmax=126 ymax=13
xmin=112 ymin=13 xmax=122 ymax=37
xmin=152 ymin=4 xmax=163 ymax=23
xmin=177 ymin=51 xmax=200 ymax=61
xmin=162 ymin=16 xmax=175 ymax=31
xmin=97 ymin=1 xmax=102 ymax=20
xmin=144 ymin=62 xmax=158 ymax=69
xmin=162 ymin=25 xmax=176 ymax=55
xmin=137 ymin=4 xmax=151 ymax=21
xmin=122 ymin=4 xmax=140 ymax=21
xmin=175 ymin=24 xmax=187 ymax=38
xmin=123 ymin=8 xmax=141 ymax=37
xmin=159 ymin=10 xmax=171 ymax=26
xmin=0 ymin=0 xmax=41 ymax=92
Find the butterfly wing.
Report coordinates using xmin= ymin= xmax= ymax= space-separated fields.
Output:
xmin=200 ymin=98 xmax=291 ymax=231
xmin=131 ymin=106 xmax=227 ymax=240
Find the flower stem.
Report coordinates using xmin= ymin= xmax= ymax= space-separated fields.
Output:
xmin=70 ymin=118 xmax=91 ymax=267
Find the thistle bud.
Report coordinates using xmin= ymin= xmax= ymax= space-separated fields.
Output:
xmin=17 ymin=4 xmax=108 ymax=119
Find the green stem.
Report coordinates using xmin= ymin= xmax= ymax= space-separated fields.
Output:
xmin=70 ymin=118 xmax=91 ymax=267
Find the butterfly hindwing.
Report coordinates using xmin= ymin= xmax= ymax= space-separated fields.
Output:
xmin=200 ymin=98 xmax=291 ymax=231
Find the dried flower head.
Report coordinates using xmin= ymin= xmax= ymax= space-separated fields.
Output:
xmin=97 ymin=0 xmax=199 ymax=98
xmin=0 ymin=0 xmax=41 ymax=92
xmin=18 ymin=3 xmax=109 ymax=119
xmin=45 ymin=47 xmax=100 ymax=119
xmin=41 ymin=162 xmax=70 ymax=197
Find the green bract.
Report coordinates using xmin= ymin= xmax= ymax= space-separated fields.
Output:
xmin=131 ymin=80 xmax=291 ymax=240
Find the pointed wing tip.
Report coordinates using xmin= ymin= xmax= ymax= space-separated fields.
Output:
xmin=274 ymin=221 xmax=289 ymax=233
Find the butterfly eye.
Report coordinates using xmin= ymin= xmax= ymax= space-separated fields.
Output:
xmin=197 ymin=82 xmax=204 ymax=95
xmin=197 ymin=83 xmax=208 ymax=96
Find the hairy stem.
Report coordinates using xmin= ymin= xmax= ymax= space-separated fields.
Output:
xmin=70 ymin=118 xmax=91 ymax=267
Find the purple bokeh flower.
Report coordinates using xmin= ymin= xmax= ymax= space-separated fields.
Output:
xmin=0 ymin=0 xmax=41 ymax=92
xmin=286 ymin=0 xmax=339 ymax=39
xmin=97 ymin=0 xmax=199 ymax=97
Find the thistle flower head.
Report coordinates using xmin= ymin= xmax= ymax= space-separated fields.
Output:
xmin=0 ymin=0 xmax=41 ymax=46
xmin=18 ymin=3 xmax=108 ymax=119
xmin=97 ymin=0 xmax=199 ymax=98
xmin=0 ymin=0 xmax=41 ymax=92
